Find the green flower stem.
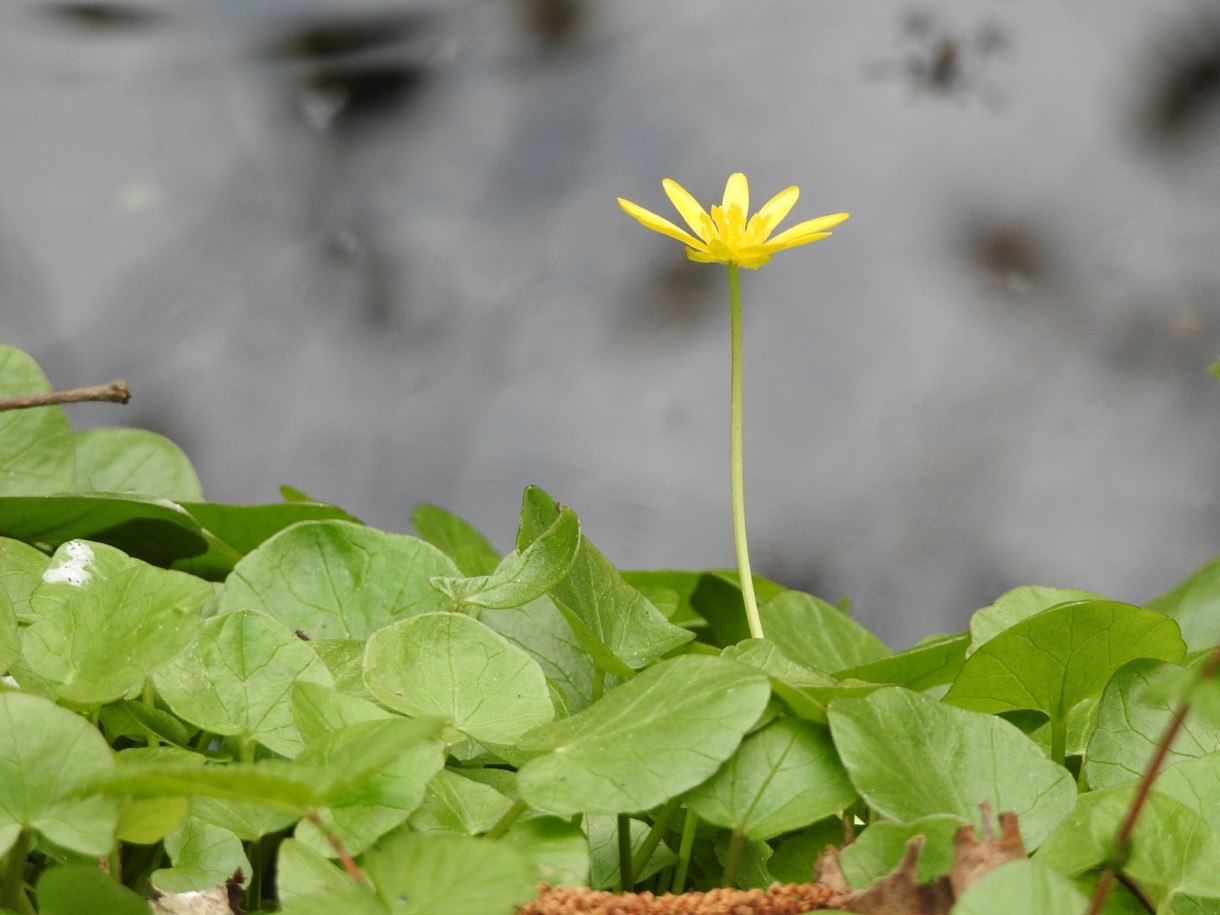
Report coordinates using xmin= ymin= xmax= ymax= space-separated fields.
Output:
xmin=1 ymin=830 xmax=35 ymax=915
xmin=631 ymin=796 xmax=682 ymax=877
xmin=721 ymin=828 xmax=745 ymax=889
xmin=671 ymin=808 xmax=700 ymax=893
xmin=485 ymin=799 xmax=527 ymax=840
xmin=727 ymin=263 xmax=764 ymax=640
xmin=616 ymin=813 xmax=634 ymax=891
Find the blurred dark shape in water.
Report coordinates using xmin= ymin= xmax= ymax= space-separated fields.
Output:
xmin=520 ymin=0 xmax=587 ymax=50
xmin=260 ymin=11 xmax=437 ymax=133
xmin=41 ymin=1 xmax=163 ymax=31
xmin=1136 ymin=15 xmax=1220 ymax=145
xmin=869 ymin=8 xmax=1009 ymax=105
xmin=323 ymin=226 xmax=400 ymax=332
xmin=969 ymin=221 xmax=1045 ymax=296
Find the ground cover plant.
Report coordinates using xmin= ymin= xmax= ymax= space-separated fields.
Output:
xmin=2 ymin=179 xmax=1220 ymax=915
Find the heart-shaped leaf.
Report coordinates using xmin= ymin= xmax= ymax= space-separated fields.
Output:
xmin=219 ymin=521 xmax=460 ymax=639
xmin=22 ymin=540 xmax=209 ymax=704
xmin=73 ymin=427 xmax=202 ymax=501
xmin=685 ymin=717 xmax=856 ymax=840
xmin=1085 ymin=658 xmax=1220 ymax=791
xmin=0 ymin=692 xmax=119 ymax=856
xmin=0 ymin=345 xmax=75 ymax=496
xmin=944 ymin=600 xmax=1186 ymax=761
xmin=363 ymin=612 xmax=554 ymax=746
xmin=828 ymin=687 xmax=1075 ymax=848
xmin=362 ymin=831 xmax=539 ymax=915
xmin=951 ymin=859 xmax=1089 ymax=915
xmin=967 ymin=586 xmax=1102 ymax=655
xmin=517 ymin=655 xmax=771 ymax=815
xmin=156 ymin=609 xmax=334 ymax=756
xmin=759 ymin=591 xmax=889 ymax=674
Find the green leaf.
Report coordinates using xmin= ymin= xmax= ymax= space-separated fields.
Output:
xmin=1148 ymin=557 xmax=1220 ymax=651
xmin=362 ymin=831 xmax=539 ymax=915
xmin=363 ymin=612 xmax=553 ymax=746
xmin=1155 ymin=752 xmax=1220 ymax=836
xmin=0 ymin=536 xmax=50 ymax=622
xmin=1085 ymin=658 xmax=1220 ymax=791
xmin=219 ymin=521 xmax=460 ymax=639
xmin=87 ymin=760 xmax=324 ymax=812
xmin=585 ymin=815 xmax=676 ymax=890
xmin=411 ymin=504 xmax=501 ymax=576
xmin=967 ymin=585 xmax=1102 ymax=655
xmin=840 ymin=815 xmax=966 ymax=887
xmin=720 ymin=639 xmax=836 ymax=722
xmin=620 ymin=570 xmax=709 ymax=627
xmin=73 ymin=428 xmax=203 ymax=501
xmin=502 ymin=816 xmax=590 ymax=886
xmin=689 ymin=571 xmax=787 ymax=646
xmin=293 ymin=720 xmax=445 ymax=857
xmin=174 ymin=500 xmax=365 ymax=580
xmin=0 ymin=588 xmax=18 ymax=676
xmin=105 ymin=701 xmax=196 ymax=751
xmin=943 ymin=601 xmax=1186 ymax=757
xmin=516 ymin=487 xmax=692 ymax=674
xmin=188 ymin=795 xmax=299 ymax=842
xmin=430 ymin=507 xmax=579 ymax=610
xmin=277 ymin=838 xmax=364 ymax=907
xmin=36 ymin=864 xmax=151 ymax=915
xmin=21 ymin=540 xmax=209 ymax=703
xmin=766 ymin=818 xmax=846 ymax=884
xmin=310 ymin=639 xmax=376 ymax=700
xmin=827 ymin=687 xmax=1075 ymax=848
xmin=0 ymin=494 xmax=208 ymax=565
xmin=290 ymin=682 xmax=394 ymax=748
xmin=836 ymin=632 xmax=968 ymax=690
xmin=115 ymin=794 xmax=189 ymax=844
xmin=1036 ymin=785 xmax=1220 ymax=903
xmin=0 ymin=345 xmax=75 ymax=495
xmin=759 ymin=591 xmax=890 ymax=674
xmin=409 ymin=769 xmax=515 ymax=836
xmin=951 ymin=859 xmax=1089 ymax=915
xmin=156 ymin=609 xmax=334 ymax=756
xmin=151 ymin=817 xmax=251 ymax=893
xmin=685 ymin=718 xmax=856 ymax=840
xmin=481 ymin=596 xmax=599 ymax=713
xmin=0 ymin=692 xmax=119 ymax=856
xmin=517 ymin=655 xmax=771 ymax=815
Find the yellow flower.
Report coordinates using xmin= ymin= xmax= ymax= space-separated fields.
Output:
xmin=618 ymin=173 xmax=848 ymax=270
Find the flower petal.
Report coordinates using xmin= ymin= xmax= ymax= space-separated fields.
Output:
xmin=722 ymin=173 xmax=749 ymax=220
xmin=663 ymin=179 xmax=712 ymax=242
xmin=749 ymin=186 xmax=799 ymax=241
xmin=618 ymin=197 xmax=707 ymax=250
xmin=767 ymin=212 xmax=849 ymax=247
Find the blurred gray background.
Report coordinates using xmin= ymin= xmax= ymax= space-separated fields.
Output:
xmin=3 ymin=0 xmax=1220 ymax=647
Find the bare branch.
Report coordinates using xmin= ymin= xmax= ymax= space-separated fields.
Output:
xmin=0 ymin=380 xmax=131 ymax=412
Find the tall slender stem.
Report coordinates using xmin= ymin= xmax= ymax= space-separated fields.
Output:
xmin=671 ymin=808 xmax=700 ymax=894
xmin=721 ymin=828 xmax=745 ymax=889
xmin=616 ymin=814 xmax=634 ymax=891
xmin=728 ymin=263 xmax=764 ymax=640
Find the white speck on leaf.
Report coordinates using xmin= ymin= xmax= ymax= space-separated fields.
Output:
xmin=42 ymin=541 xmax=94 ymax=587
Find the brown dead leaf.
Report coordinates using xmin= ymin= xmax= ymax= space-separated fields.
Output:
xmin=817 ymin=804 xmax=1028 ymax=915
